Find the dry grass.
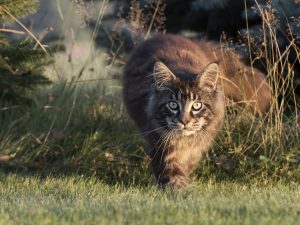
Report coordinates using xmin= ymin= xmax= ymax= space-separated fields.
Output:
xmin=0 ymin=0 xmax=299 ymax=183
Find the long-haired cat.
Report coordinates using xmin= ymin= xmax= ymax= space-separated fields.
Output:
xmin=123 ymin=34 xmax=270 ymax=189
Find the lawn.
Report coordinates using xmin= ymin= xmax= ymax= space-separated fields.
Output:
xmin=1 ymin=1 xmax=300 ymax=224
xmin=0 ymin=174 xmax=299 ymax=225
xmin=0 ymin=77 xmax=299 ymax=225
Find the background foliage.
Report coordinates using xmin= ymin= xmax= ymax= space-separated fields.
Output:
xmin=0 ymin=0 xmax=51 ymax=104
xmin=0 ymin=0 xmax=299 ymax=184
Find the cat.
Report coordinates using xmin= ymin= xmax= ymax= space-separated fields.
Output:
xmin=123 ymin=34 xmax=270 ymax=189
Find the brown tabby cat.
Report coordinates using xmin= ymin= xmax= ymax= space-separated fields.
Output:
xmin=123 ymin=34 xmax=270 ymax=189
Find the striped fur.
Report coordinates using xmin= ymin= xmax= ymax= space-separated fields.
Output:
xmin=123 ymin=34 xmax=270 ymax=189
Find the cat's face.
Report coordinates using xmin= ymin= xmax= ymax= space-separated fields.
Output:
xmin=148 ymin=62 xmax=220 ymax=136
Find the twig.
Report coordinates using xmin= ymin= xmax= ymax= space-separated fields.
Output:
xmin=2 ymin=7 xmax=47 ymax=53
xmin=43 ymin=115 xmax=57 ymax=144
xmin=56 ymin=0 xmax=65 ymax=21
xmin=0 ymin=28 xmax=25 ymax=35
xmin=146 ymin=0 xmax=160 ymax=38
xmin=64 ymin=97 xmax=77 ymax=130
xmin=33 ymin=26 xmax=54 ymax=50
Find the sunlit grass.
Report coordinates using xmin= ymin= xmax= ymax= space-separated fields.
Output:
xmin=0 ymin=1 xmax=300 ymax=224
xmin=0 ymin=174 xmax=299 ymax=225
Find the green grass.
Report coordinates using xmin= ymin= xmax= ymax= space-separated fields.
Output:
xmin=0 ymin=78 xmax=299 ymax=182
xmin=1 ymin=0 xmax=299 ymax=183
xmin=0 ymin=80 xmax=299 ymax=224
xmin=0 ymin=174 xmax=299 ymax=225
xmin=1 ymin=1 xmax=300 ymax=224
xmin=0 ymin=80 xmax=150 ymax=184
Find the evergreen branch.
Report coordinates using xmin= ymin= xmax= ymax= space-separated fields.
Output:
xmin=0 ymin=0 xmax=39 ymax=20
xmin=0 ymin=71 xmax=51 ymax=104
xmin=0 ymin=42 xmax=46 ymax=62
xmin=0 ymin=56 xmax=16 ymax=75
xmin=0 ymin=0 xmax=52 ymax=105
xmin=1 ymin=6 xmax=47 ymax=53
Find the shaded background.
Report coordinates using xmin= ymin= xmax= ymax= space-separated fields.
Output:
xmin=4 ymin=0 xmax=300 ymax=95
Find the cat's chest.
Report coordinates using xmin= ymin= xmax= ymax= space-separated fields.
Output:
xmin=167 ymin=135 xmax=211 ymax=166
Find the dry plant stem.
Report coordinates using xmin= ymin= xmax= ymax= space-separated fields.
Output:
xmin=1 ymin=7 xmax=47 ymax=53
xmin=33 ymin=27 xmax=54 ymax=50
xmin=89 ymin=0 xmax=110 ymax=51
xmin=0 ymin=28 xmax=25 ymax=35
xmin=56 ymin=0 xmax=65 ymax=21
xmin=78 ymin=0 xmax=109 ymax=77
xmin=256 ymin=2 xmax=286 ymax=126
xmin=43 ymin=114 xmax=57 ymax=144
xmin=243 ymin=0 xmax=255 ymax=74
xmin=244 ymin=0 xmax=264 ymax=142
xmin=146 ymin=0 xmax=160 ymax=38
xmin=64 ymin=98 xmax=77 ymax=131
xmin=255 ymin=1 xmax=298 ymax=160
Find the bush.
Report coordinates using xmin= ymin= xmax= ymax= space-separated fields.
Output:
xmin=0 ymin=0 xmax=51 ymax=105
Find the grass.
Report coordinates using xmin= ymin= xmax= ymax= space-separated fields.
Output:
xmin=0 ymin=77 xmax=299 ymax=224
xmin=0 ymin=78 xmax=299 ymax=183
xmin=0 ymin=80 xmax=150 ymax=184
xmin=0 ymin=173 xmax=299 ymax=225
xmin=0 ymin=0 xmax=299 ymax=183
xmin=0 ymin=0 xmax=300 ymax=224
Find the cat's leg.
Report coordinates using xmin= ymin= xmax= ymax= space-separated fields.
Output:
xmin=150 ymin=150 xmax=190 ymax=189
xmin=160 ymin=167 xmax=190 ymax=190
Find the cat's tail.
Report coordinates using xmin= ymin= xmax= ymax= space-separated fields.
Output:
xmin=113 ymin=21 xmax=147 ymax=53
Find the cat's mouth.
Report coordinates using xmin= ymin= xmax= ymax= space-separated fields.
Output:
xmin=168 ymin=122 xmax=197 ymax=136
xmin=178 ymin=129 xmax=195 ymax=136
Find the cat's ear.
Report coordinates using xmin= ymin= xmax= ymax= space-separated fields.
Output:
xmin=153 ymin=61 xmax=176 ymax=88
xmin=197 ymin=63 xmax=219 ymax=92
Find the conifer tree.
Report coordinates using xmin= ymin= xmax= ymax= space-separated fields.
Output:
xmin=0 ymin=0 xmax=51 ymax=105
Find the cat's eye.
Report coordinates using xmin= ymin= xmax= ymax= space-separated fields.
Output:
xmin=192 ymin=102 xmax=202 ymax=111
xmin=168 ymin=101 xmax=178 ymax=110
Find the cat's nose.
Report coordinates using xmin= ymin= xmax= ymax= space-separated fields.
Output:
xmin=180 ymin=118 xmax=190 ymax=125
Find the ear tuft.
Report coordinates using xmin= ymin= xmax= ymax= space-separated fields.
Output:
xmin=197 ymin=63 xmax=219 ymax=91
xmin=153 ymin=61 xmax=176 ymax=88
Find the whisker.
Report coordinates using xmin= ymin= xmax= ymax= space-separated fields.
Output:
xmin=159 ymin=129 xmax=173 ymax=164
xmin=148 ymin=129 xmax=171 ymax=163
xmin=201 ymin=130 xmax=223 ymax=151
xmin=139 ymin=125 xmax=169 ymax=137
xmin=158 ymin=129 xmax=176 ymax=179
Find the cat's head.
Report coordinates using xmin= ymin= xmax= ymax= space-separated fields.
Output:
xmin=148 ymin=61 xmax=224 ymax=136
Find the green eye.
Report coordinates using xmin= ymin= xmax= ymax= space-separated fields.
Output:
xmin=168 ymin=101 xmax=178 ymax=110
xmin=192 ymin=102 xmax=202 ymax=110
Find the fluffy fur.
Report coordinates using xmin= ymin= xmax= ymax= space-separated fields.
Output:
xmin=123 ymin=34 xmax=270 ymax=189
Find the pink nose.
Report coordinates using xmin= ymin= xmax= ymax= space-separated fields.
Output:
xmin=180 ymin=117 xmax=190 ymax=125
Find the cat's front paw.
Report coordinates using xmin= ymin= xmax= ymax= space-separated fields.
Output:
xmin=160 ymin=175 xmax=190 ymax=190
